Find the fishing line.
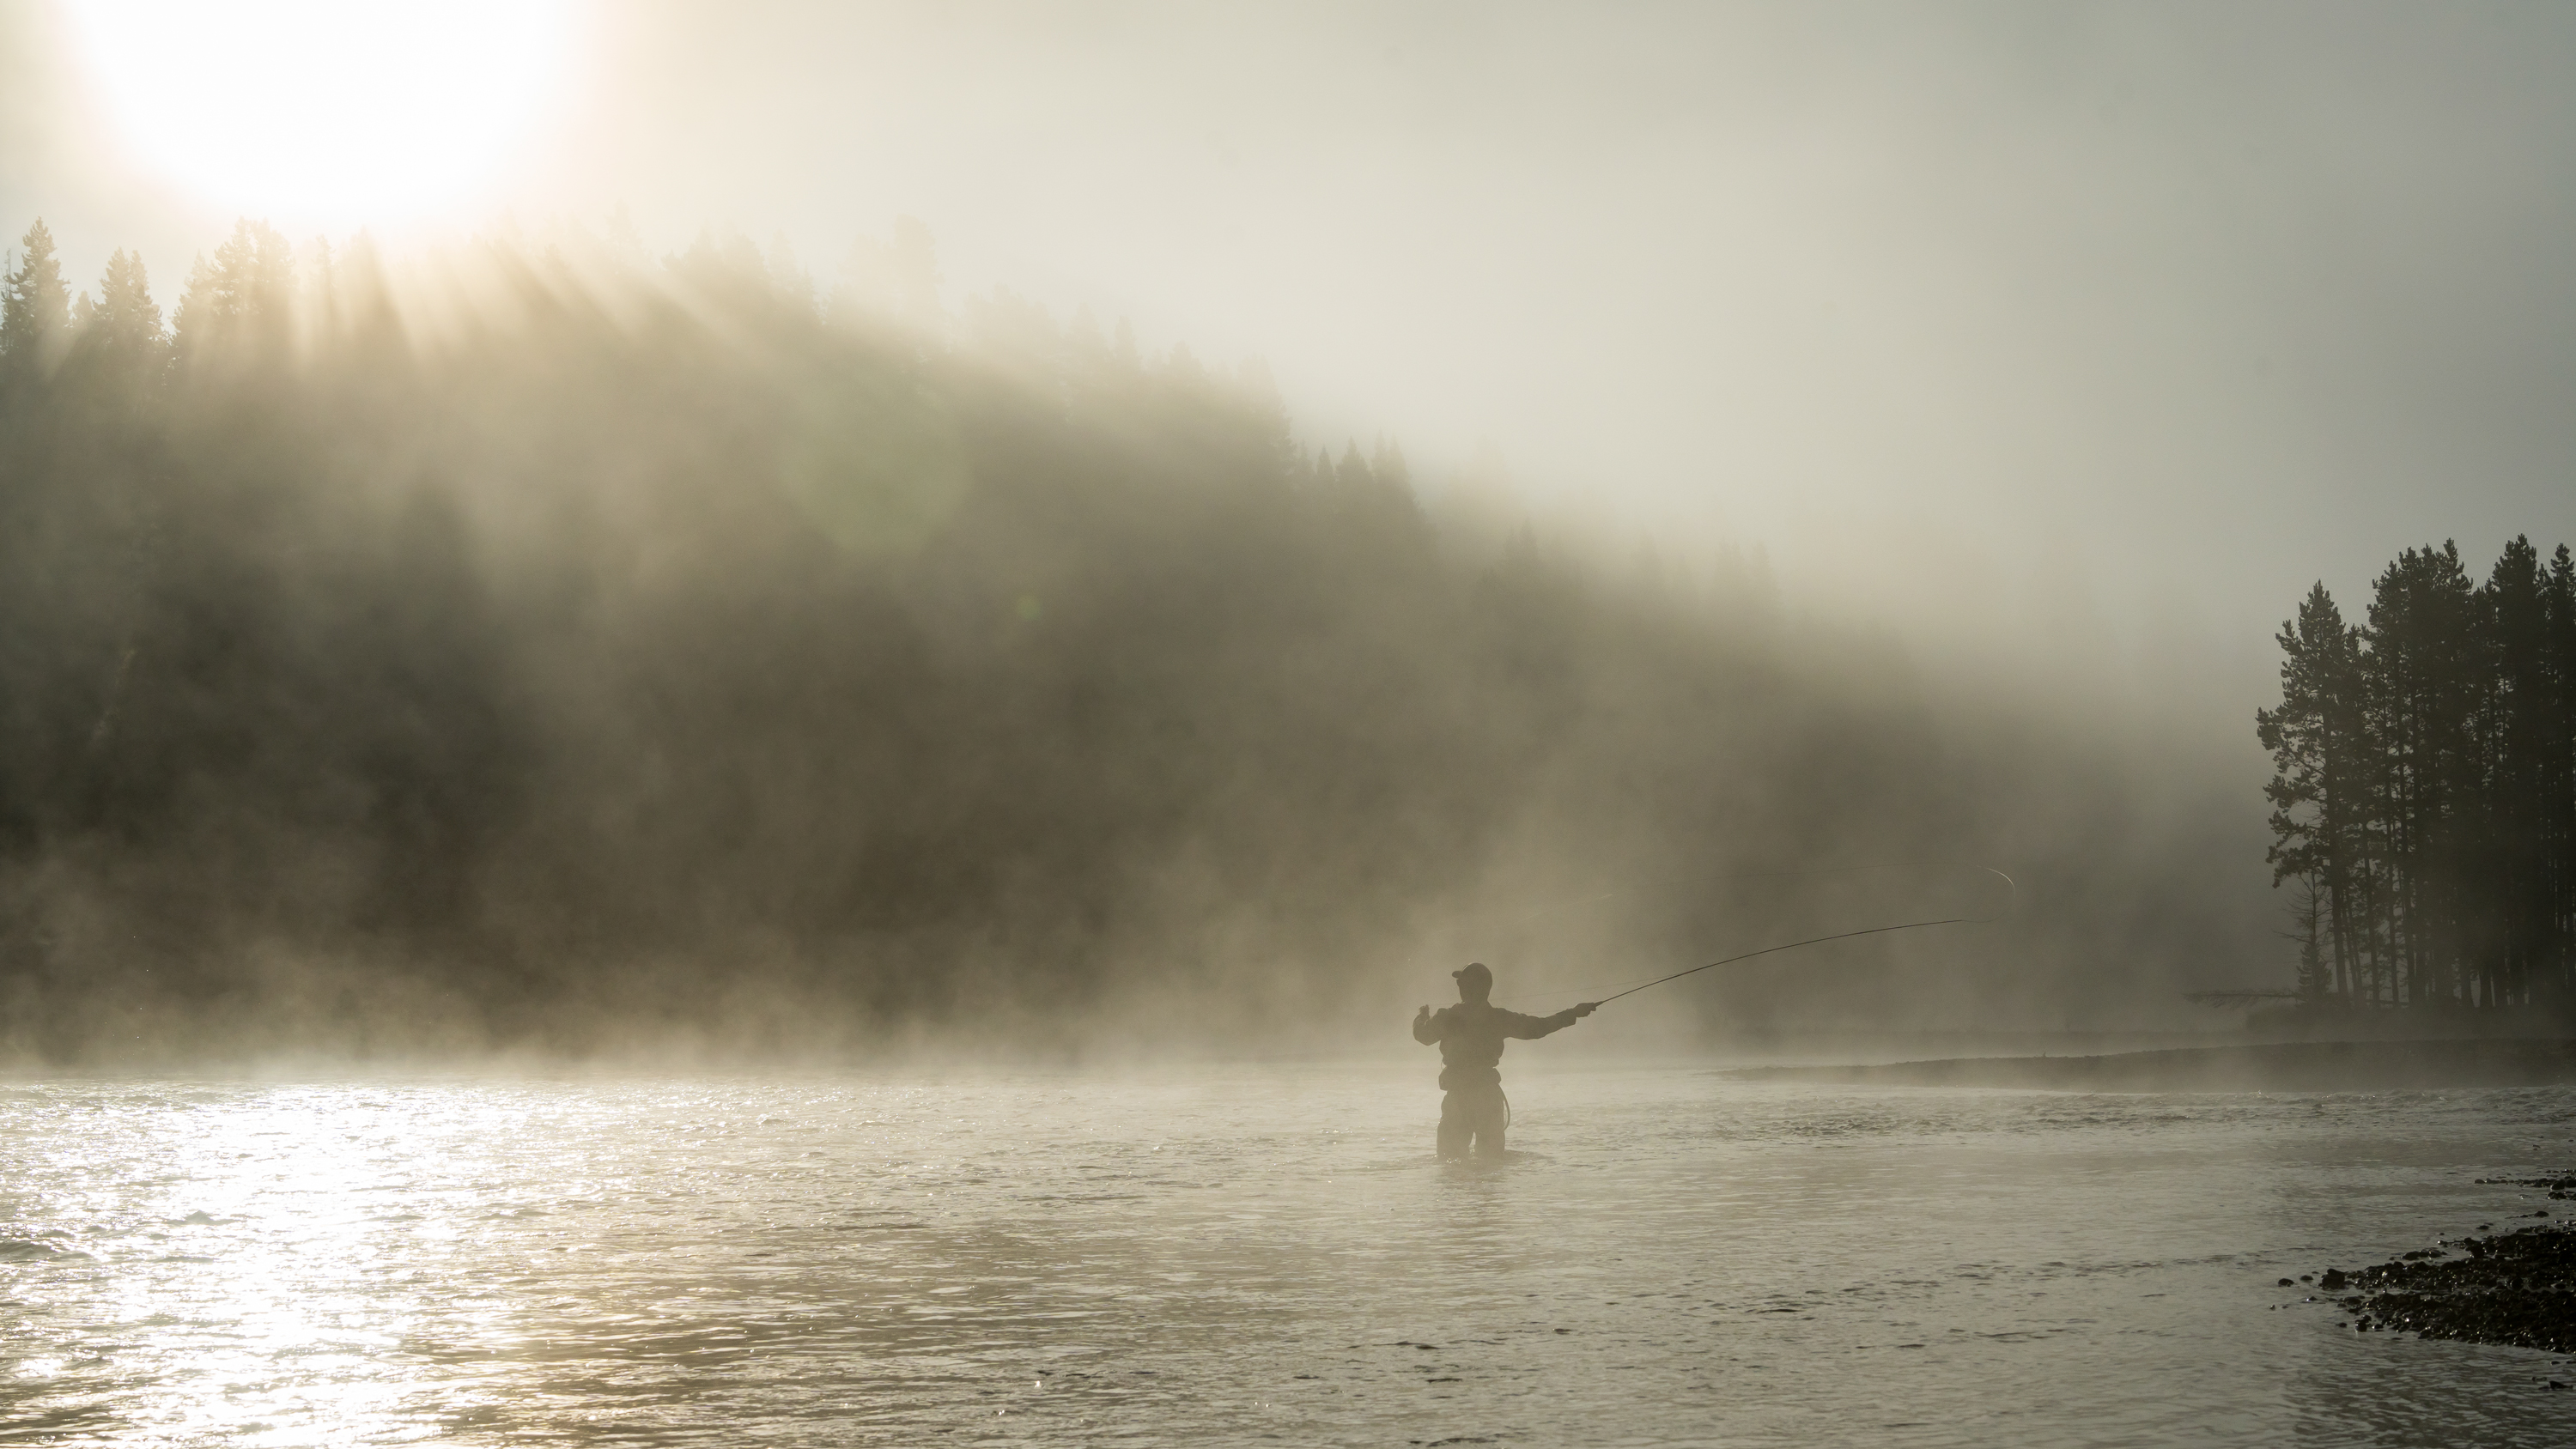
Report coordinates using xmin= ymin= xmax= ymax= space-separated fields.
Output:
xmin=1589 ymin=868 xmax=2017 ymax=1007
xmin=1449 ymin=857 xmax=1989 ymax=935
xmin=1417 ymin=858 xmax=2004 ymax=986
xmin=1687 ymin=857 xmax=1990 ymax=884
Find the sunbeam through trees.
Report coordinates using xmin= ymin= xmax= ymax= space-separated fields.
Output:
xmin=2 ymin=215 xmax=2257 ymax=1059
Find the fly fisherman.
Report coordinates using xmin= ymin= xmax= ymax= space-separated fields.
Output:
xmin=1412 ymin=962 xmax=1597 ymax=1160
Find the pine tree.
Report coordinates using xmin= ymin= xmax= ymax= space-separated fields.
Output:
xmin=1370 ymin=437 xmax=1412 ymax=491
xmin=47 ymin=250 xmax=167 ymax=440
xmin=2543 ymin=546 xmax=2576 ymax=1003
xmin=2475 ymin=537 xmax=2553 ymax=1005
xmin=172 ymin=220 xmax=295 ymax=369
xmin=1335 ymin=440 xmax=1371 ymax=488
xmin=2362 ymin=543 xmax=2481 ymax=1004
xmin=2 ymin=218 xmax=74 ymax=385
xmin=2258 ymin=583 xmax=2366 ymax=1004
xmin=86 ymin=250 xmax=164 ymax=375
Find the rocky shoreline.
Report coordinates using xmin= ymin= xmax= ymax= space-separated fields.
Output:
xmin=2313 ymin=1174 xmax=2576 ymax=1356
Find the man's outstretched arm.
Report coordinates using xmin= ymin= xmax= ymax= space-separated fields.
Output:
xmin=1413 ymin=1006 xmax=1443 ymax=1045
xmin=1504 ymin=1002 xmax=1600 ymax=1039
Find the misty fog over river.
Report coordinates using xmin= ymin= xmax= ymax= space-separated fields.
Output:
xmin=8 ymin=1069 xmax=2575 ymax=1446
xmin=5 ymin=3 xmax=2576 ymax=1444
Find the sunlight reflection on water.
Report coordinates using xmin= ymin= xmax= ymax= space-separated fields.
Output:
xmin=5 ymin=1065 xmax=2576 ymax=1446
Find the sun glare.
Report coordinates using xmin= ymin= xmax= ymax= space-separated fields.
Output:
xmin=63 ymin=0 xmax=572 ymax=224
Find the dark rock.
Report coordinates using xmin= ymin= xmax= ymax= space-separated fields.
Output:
xmin=2324 ymin=1226 xmax=2576 ymax=1355
xmin=2279 ymin=1278 xmax=2296 ymax=1287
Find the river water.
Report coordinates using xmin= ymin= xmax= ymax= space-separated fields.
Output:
xmin=5 ymin=1062 xmax=2574 ymax=1446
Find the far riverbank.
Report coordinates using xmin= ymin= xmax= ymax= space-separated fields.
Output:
xmin=1724 ymin=1038 xmax=2576 ymax=1091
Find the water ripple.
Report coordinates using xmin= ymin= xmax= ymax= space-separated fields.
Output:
xmin=4 ymin=1068 xmax=2574 ymax=1446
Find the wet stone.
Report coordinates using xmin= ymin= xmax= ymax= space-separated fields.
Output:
xmin=2478 ymin=1173 xmax=2576 ymax=1203
xmin=2325 ymin=1225 xmax=2576 ymax=1355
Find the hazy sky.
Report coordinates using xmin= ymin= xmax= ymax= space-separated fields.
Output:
xmin=4 ymin=1 xmax=2571 ymax=731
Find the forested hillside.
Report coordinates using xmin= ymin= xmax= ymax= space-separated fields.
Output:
xmin=0 ymin=217 xmax=2253 ymax=1060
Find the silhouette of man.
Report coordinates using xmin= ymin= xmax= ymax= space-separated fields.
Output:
xmin=1413 ymin=961 xmax=1597 ymax=1160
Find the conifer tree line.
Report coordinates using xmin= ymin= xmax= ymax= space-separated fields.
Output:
xmin=0 ymin=214 xmax=2239 ymax=1058
xmin=2258 ymin=539 xmax=2576 ymax=1009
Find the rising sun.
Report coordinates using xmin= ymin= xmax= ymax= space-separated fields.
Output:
xmin=64 ymin=0 xmax=574 ymax=224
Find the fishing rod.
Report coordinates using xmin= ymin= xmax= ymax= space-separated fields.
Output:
xmin=1587 ymin=868 xmax=2017 ymax=1007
